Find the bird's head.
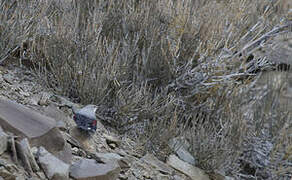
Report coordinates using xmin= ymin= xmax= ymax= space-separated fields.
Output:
xmin=75 ymin=104 xmax=98 ymax=120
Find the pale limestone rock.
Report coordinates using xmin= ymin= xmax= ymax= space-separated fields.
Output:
xmin=167 ymin=155 xmax=209 ymax=180
xmin=169 ymin=137 xmax=196 ymax=165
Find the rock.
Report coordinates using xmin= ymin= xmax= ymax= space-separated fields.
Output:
xmin=141 ymin=153 xmax=173 ymax=175
xmin=30 ymin=147 xmax=38 ymax=156
xmin=104 ymin=134 xmax=121 ymax=147
xmin=0 ymin=98 xmax=66 ymax=155
xmin=15 ymin=176 xmax=26 ymax=180
xmin=131 ymin=160 xmax=158 ymax=179
xmin=0 ymin=166 xmax=16 ymax=180
xmin=0 ymin=158 xmax=19 ymax=177
xmin=153 ymin=174 xmax=171 ymax=180
xmin=167 ymin=154 xmax=209 ymax=180
xmin=64 ymin=133 xmax=83 ymax=149
xmin=15 ymin=141 xmax=33 ymax=175
xmin=208 ymin=172 xmax=226 ymax=180
xmin=169 ymin=137 xmax=196 ymax=165
xmin=95 ymin=152 xmax=130 ymax=169
xmin=28 ymin=94 xmax=41 ymax=106
xmin=3 ymin=74 xmax=15 ymax=84
xmin=108 ymin=143 xmax=116 ymax=149
xmin=26 ymin=177 xmax=41 ymax=180
xmin=173 ymin=175 xmax=188 ymax=180
xmin=55 ymin=142 xmax=72 ymax=164
xmin=42 ymin=105 xmax=72 ymax=131
xmin=96 ymin=152 xmax=122 ymax=161
xmin=38 ymin=92 xmax=51 ymax=106
xmin=0 ymin=126 xmax=8 ymax=155
xmin=4 ymin=164 xmax=18 ymax=175
xmin=19 ymin=90 xmax=30 ymax=97
xmin=224 ymin=176 xmax=235 ymax=180
xmin=0 ymin=159 xmax=14 ymax=170
xmin=72 ymin=147 xmax=79 ymax=155
xmin=8 ymin=136 xmax=18 ymax=163
xmin=119 ymin=173 xmax=128 ymax=180
xmin=35 ymin=171 xmax=47 ymax=180
xmin=208 ymin=173 xmax=235 ymax=180
xmin=15 ymin=138 xmax=40 ymax=173
xmin=69 ymin=158 xmax=121 ymax=180
xmin=37 ymin=147 xmax=69 ymax=180
xmin=56 ymin=121 xmax=67 ymax=131
xmin=49 ymin=95 xmax=79 ymax=110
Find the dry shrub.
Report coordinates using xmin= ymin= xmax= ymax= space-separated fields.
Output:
xmin=238 ymin=72 xmax=292 ymax=179
xmin=0 ymin=0 xmax=291 ymax=178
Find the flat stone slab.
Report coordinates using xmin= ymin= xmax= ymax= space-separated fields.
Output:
xmin=69 ymin=158 xmax=121 ymax=180
xmin=168 ymin=137 xmax=196 ymax=165
xmin=38 ymin=147 xmax=70 ymax=180
xmin=141 ymin=153 xmax=173 ymax=175
xmin=0 ymin=127 xmax=8 ymax=155
xmin=0 ymin=98 xmax=65 ymax=153
xmin=167 ymin=154 xmax=210 ymax=180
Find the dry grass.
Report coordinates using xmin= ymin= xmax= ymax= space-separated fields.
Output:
xmin=0 ymin=0 xmax=291 ymax=179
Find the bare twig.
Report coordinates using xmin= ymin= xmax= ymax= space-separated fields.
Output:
xmin=0 ymin=46 xmax=20 ymax=65
xmin=235 ymin=22 xmax=292 ymax=57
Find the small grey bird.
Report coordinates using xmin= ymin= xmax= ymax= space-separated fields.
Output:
xmin=72 ymin=105 xmax=98 ymax=132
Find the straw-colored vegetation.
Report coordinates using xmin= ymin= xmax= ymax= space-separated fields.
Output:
xmin=0 ymin=0 xmax=291 ymax=179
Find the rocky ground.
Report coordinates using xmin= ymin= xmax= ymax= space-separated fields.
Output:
xmin=0 ymin=63 xmax=221 ymax=180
